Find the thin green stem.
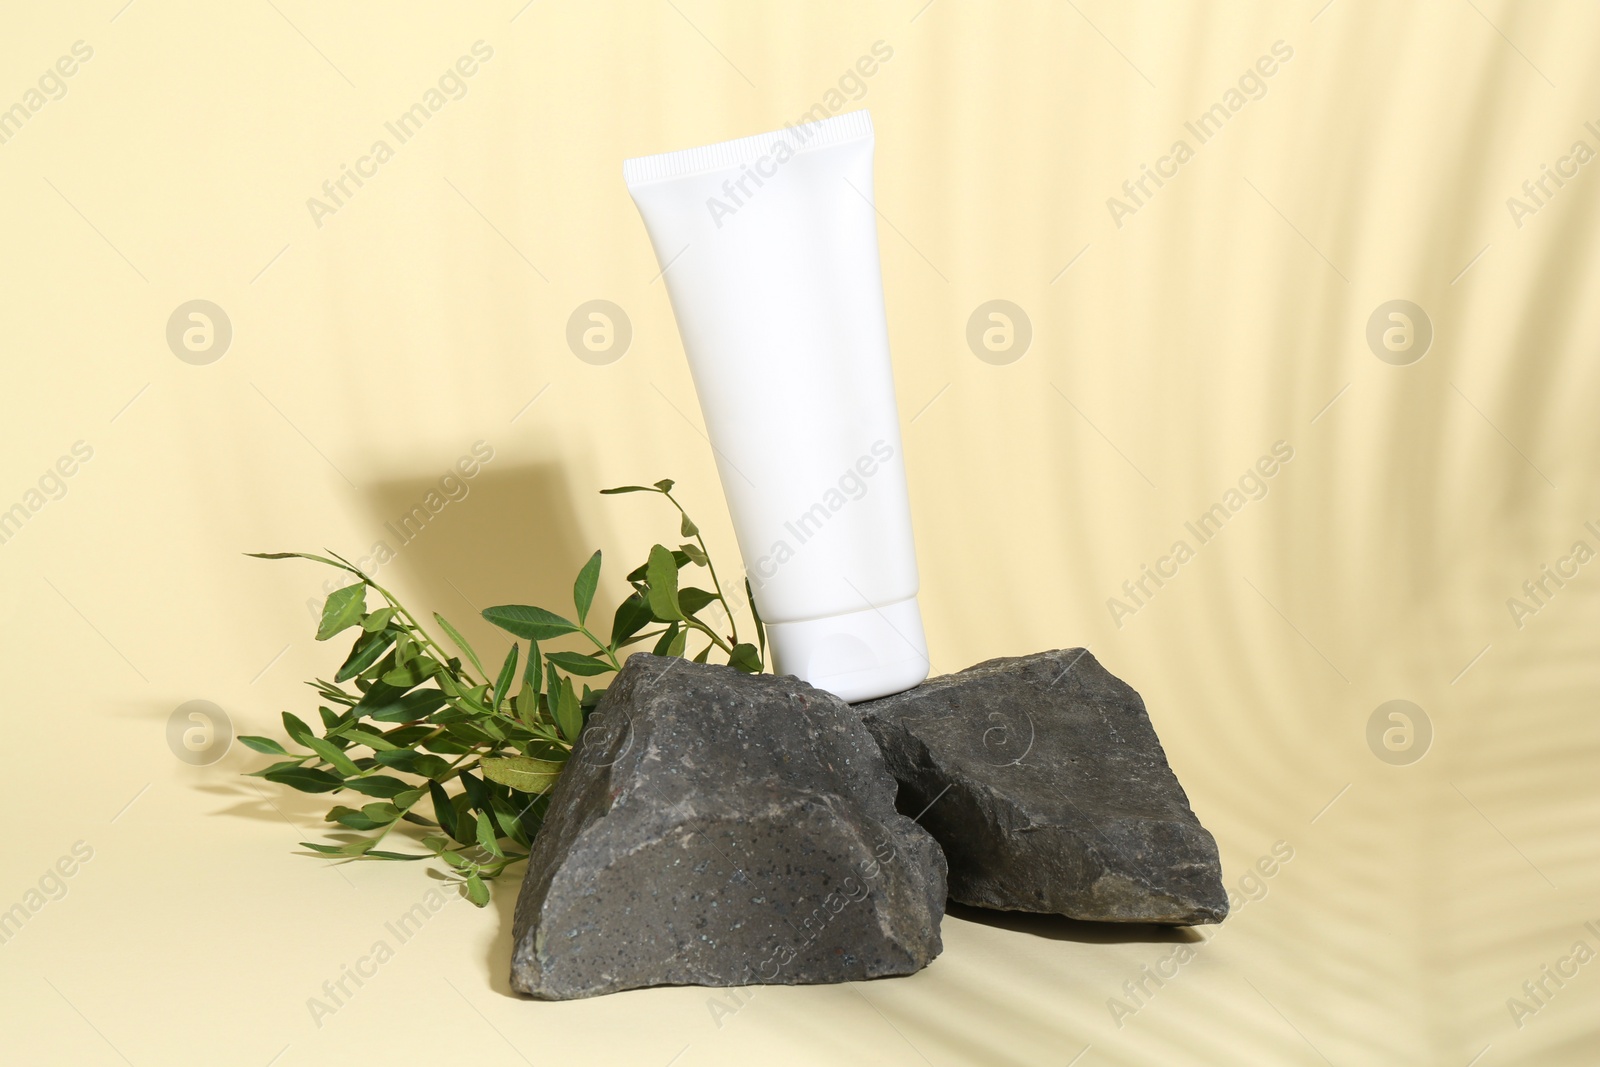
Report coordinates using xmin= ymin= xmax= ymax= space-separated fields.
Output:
xmin=617 ymin=627 xmax=671 ymax=649
xmin=659 ymin=489 xmax=740 ymax=648
xmin=576 ymin=625 xmax=623 ymax=670
xmin=683 ymin=616 xmax=733 ymax=654
xmin=327 ymin=550 xmax=480 ymax=687
xmin=746 ymin=580 xmax=768 ymax=669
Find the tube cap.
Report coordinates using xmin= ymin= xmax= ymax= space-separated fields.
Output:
xmin=765 ymin=596 xmax=930 ymax=703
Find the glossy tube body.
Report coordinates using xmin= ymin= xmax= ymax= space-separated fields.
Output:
xmin=623 ymin=110 xmax=928 ymax=702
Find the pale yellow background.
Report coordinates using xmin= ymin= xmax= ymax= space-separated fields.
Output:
xmin=2 ymin=1 xmax=1596 ymax=1064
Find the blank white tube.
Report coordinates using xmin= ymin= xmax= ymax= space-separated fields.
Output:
xmin=624 ymin=110 xmax=929 ymax=702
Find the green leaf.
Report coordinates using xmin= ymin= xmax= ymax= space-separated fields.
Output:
xmin=381 ymin=656 xmax=440 ymax=688
xmin=316 ymin=583 xmax=367 ymax=641
xmin=437 ymin=848 xmax=471 ymax=869
xmin=573 ymin=550 xmax=602 ymax=624
xmin=645 ymin=545 xmax=683 ymax=621
xmin=450 ymin=793 xmax=477 ymax=845
xmin=480 ymin=755 xmax=565 ymax=794
xmin=553 ymin=676 xmax=583 ymax=743
xmin=546 ymin=650 xmax=612 ymax=676
xmin=464 ymin=872 xmax=491 ymax=907
xmin=679 ymin=542 xmax=708 ymax=567
xmin=332 ymin=803 xmax=399 ymax=831
xmin=364 ymin=651 xmax=399 ymax=684
xmin=311 ymin=679 xmax=356 ymax=706
xmin=523 ymin=641 xmax=542 ymax=688
xmin=362 ymin=607 xmax=396 ymax=632
xmin=248 ymin=550 xmax=359 ymax=574
xmin=653 ymin=479 xmax=675 ymax=492
xmin=263 ymin=766 xmax=343 ymax=793
xmin=680 ymin=512 xmax=698 ymax=537
xmin=678 ymin=587 xmax=717 ymax=617
xmin=429 ymin=781 xmax=461 ymax=842
xmin=378 ymin=723 xmax=433 ymax=744
xmin=729 ymin=642 xmax=762 ymax=674
xmin=297 ymin=841 xmax=346 ymax=855
xmin=340 ymin=774 xmax=412 ymax=799
xmin=525 ymin=735 xmax=569 ymax=763
xmin=492 ymin=644 xmax=519 ymax=711
xmin=610 ymin=593 xmax=654 ymax=646
xmin=515 ymin=679 xmax=539 ymax=728
xmin=482 ymin=604 xmax=578 ymax=642
xmin=457 ymin=766 xmax=488 ymax=809
xmin=666 ymin=629 xmax=686 ymax=657
xmin=627 ymin=550 xmax=690 ymax=583
xmin=335 ymin=628 xmax=396 ymax=683
xmin=393 ymin=787 xmax=427 ymax=810
xmin=598 ymin=485 xmax=655 ymax=495
xmin=363 ymin=686 xmax=448 ymax=723
xmin=365 ymin=850 xmax=430 ymax=861
xmin=336 ymin=726 xmax=399 ymax=751
xmin=281 ymin=712 xmax=316 ymax=748
xmin=245 ymin=757 xmax=310 ymax=778
xmin=363 ymin=802 xmax=400 ymax=823
xmin=692 ymin=643 xmax=712 ymax=664
xmin=474 ymin=811 xmax=505 ymax=858
xmin=411 ymin=754 xmax=452 ymax=779
xmin=516 ymin=645 xmax=542 ymax=727
xmin=652 ymin=624 xmax=681 ymax=657
xmin=432 ymin=612 xmax=487 ymax=681
xmin=238 ymin=735 xmax=287 ymax=755
xmin=304 ymin=735 xmax=362 ymax=777
xmin=431 ymin=726 xmax=485 ymax=744
xmin=491 ymin=800 xmax=527 ymax=844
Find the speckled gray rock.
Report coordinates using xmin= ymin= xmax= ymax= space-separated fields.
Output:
xmin=857 ymin=649 xmax=1227 ymax=925
xmin=510 ymin=655 xmax=946 ymax=999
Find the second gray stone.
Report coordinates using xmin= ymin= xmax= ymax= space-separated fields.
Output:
xmin=858 ymin=649 xmax=1227 ymax=925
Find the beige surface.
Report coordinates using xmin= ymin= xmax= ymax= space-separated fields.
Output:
xmin=3 ymin=1 xmax=1598 ymax=1064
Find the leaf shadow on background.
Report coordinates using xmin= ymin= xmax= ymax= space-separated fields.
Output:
xmin=360 ymin=461 xmax=595 ymax=668
xmin=194 ymin=778 xmax=332 ymax=828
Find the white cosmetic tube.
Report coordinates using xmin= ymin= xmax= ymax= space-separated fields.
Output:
xmin=623 ymin=110 xmax=929 ymax=702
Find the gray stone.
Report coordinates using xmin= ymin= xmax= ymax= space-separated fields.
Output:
xmin=857 ymin=649 xmax=1227 ymax=925
xmin=510 ymin=654 xmax=947 ymax=999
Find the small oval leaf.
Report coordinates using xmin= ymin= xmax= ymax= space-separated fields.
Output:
xmin=573 ymin=550 xmax=602 ymax=624
xmin=482 ymin=604 xmax=578 ymax=642
xmin=317 ymin=583 xmax=367 ymax=641
xmin=480 ymin=755 xmax=565 ymax=794
xmin=239 ymin=735 xmax=287 ymax=755
xmin=644 ymin=545 xmax=683 ymax=621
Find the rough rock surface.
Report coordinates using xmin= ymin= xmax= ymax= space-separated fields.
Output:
xmin=510 ymin=655 xmax=947 ymax=999
xmin=857 ymin=649 xmax=1227 ymax=925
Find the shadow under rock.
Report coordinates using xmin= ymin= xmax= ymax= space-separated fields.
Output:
xmin=944 ymin=902 xmax=1204 ymax=945
xmin=485 ymin=861 xmax=527 ymax=998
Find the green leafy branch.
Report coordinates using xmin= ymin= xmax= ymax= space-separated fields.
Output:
xmin=241 ymin=480 xmax=766 ymax=906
